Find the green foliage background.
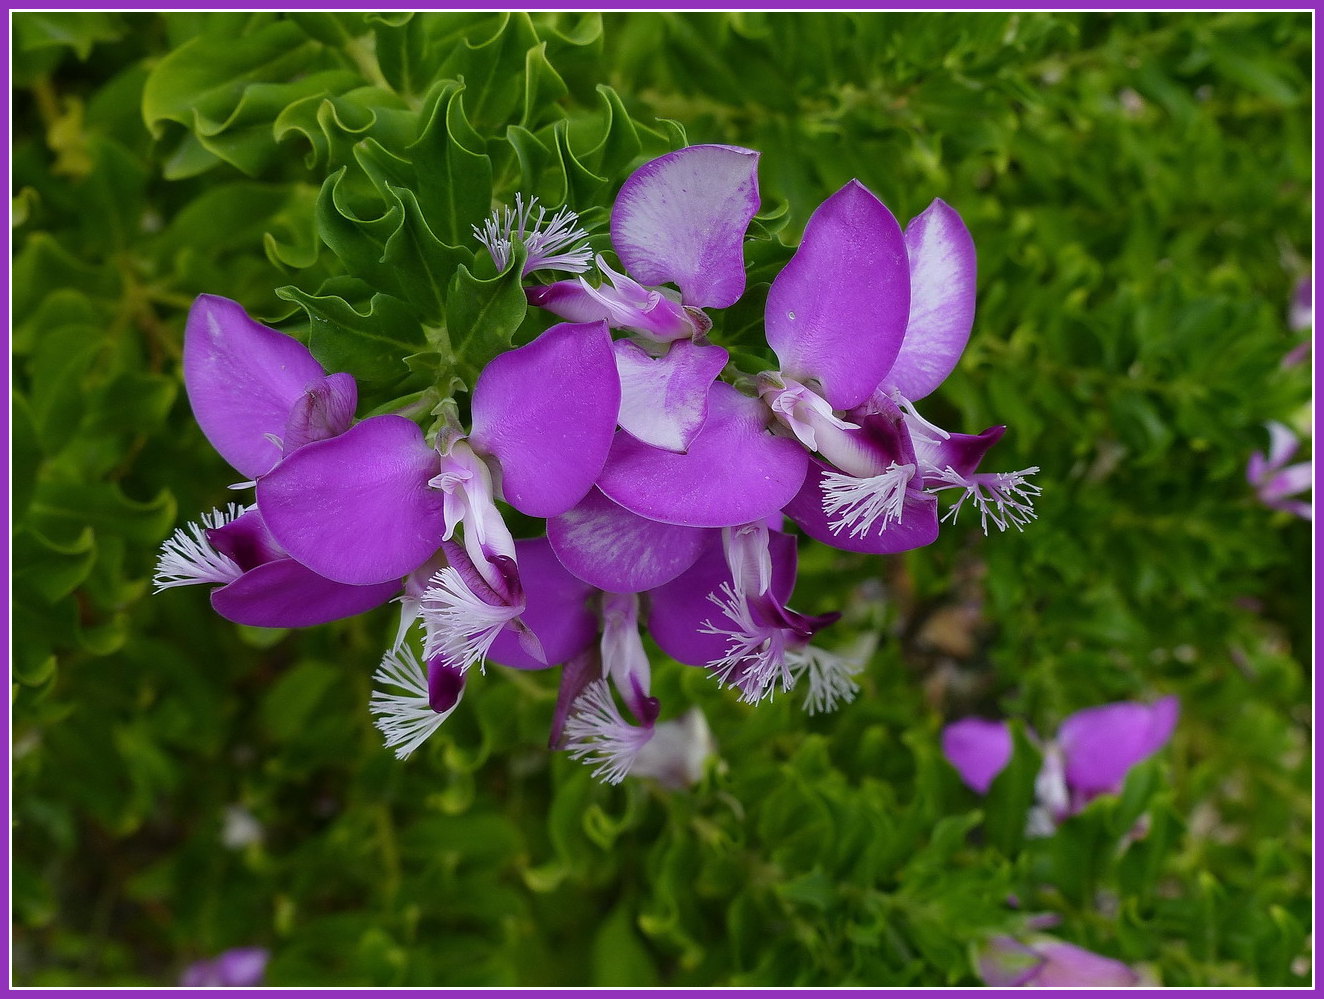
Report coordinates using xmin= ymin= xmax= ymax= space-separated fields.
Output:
xmin=10 ymin=11 xmax=1312 ymax=987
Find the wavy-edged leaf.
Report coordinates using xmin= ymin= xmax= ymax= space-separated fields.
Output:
xmin=277 ymin=281 xmax=426 ymax=384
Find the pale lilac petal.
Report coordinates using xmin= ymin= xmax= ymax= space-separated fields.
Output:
xmin=210 ymin=558 xmax=400 ymax=628
xmin=629 ymin=709 xmax=716 ymax=788
xmin=941 ymin=717 xmax=1013 ymax=794
xmin=884 ymin=199 xmax=978 ymax=400
xmin=611 ymin=144 xmax=761 ymax=309
xmin=784 ymin=457 xmax=940 ymax=554
xmin=547 ymin=487 xmax=715 ymax=593
xmin=526 ymin=281 xmax=615 ymax=323
xmin=183 ymin=294 xmax=330 ymax=478
xmin=469 ymin=320 xmax=620 ymax=518
xmin=486 ymin=537 xmax=598 ymax=670
xmin=1264 ymin=461 xmax=1313 ymax=500
xmin=596 ymin=381 xmax=808 ymax=528
xmin=282 ymin=372 xmax=357 ymax=453
xmin=613 ymin=339 xmax=729 ymax=453
xmin=1031 ymin=940 xmax=1141 ymax=987
xmin=976 ymin=936 xmax=1045 ymax=987
xmin=765 ymin=181 xmax=910 ymax=410
xmin=1265 ymin=420 xmax=1301 ymax=469
xmin=256 ymin=415 xmax=445 ymax=585
xmin=1058 ymin=696 xmax=1179 ymax=795
xmin=1290 ymin=276 xmax=1312 ymax=331
xmin=647 ymin=531 xmax=797 ymax=667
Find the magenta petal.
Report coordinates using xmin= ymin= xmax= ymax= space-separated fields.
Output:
xmin=526 ymin=281 xmax=614 ymax=324
xmin=611 ymin=144 xmax=761 ymax=309
xmin=920 ymin=425 xmax=1006 ymax=480
xmin=469 ymin=320 xmax=621 ymax=518
xmin=614 ymin=339 xmax=729 ymax=453
xmin=647 ymin=531 xmax=797 ymax=667
xmin=597 ymin=382 xmax=808 ymax=528
xmin=487 ymin=537 xmax=598 ymax=670
xmin=256 ymin=415 xmax=445 ymax=585
xmin=283 ymin=372 xmax=357 ymax=453
xmin=784 ymin=456 xmax=940 ymax=554
xmin=1057 ymin=696 xmax=1179 ymax=795
xmin=548 ymin=487 xmax=715 ymax=593
xmin=211 ymin=558 xmax=399 ymax=628
xmin=941 ymin=717 xmax=1013 ymax=794
xmin=765 ymin=181 xmax=910 ymax=410
xmin=183 ymin=294 xmax=329 ymax=478
xmin=885 ymin=199 xmax=978 ymax=400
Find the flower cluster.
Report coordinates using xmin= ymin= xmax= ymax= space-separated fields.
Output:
xmin=942 ymin=695 xmax=1179 ymax=835
xmin=156 ymin=144 xmax=1040 ymax=783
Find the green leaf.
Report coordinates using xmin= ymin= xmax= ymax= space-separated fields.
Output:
xmin=30 ymin=481 xmax=176 ymax=547
xmin=11 ymin=393 xmax=40 ymax=521
xmin=443 ymin=245 xmax=529 ymax=382
xmin=13 ymin=11 xmax=124 ymax=59
xmin=12 ymin=526 xmax=97 ymax=604
xmin=591 ymin=903 xmax=660 ymax=986
xmin=277 ymin=281 xmax=427 ymax=385
xmin=410 ymin=83 xmax=495 ymax=249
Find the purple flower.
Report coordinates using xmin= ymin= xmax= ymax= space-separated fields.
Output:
xmin=180 ymin=947 xmax=269 ymax=987
xmin=1247 ymin=421 xmax=1312 ymax=520
xmin=157 ymin=298 xmax=398 ymax=626
xmin=755 ymin=182 xmax=1039 ymax=550
xmin=153 ymin=503 xmax=399 ymax=628
xmin=977 ymin=935 xmax=1142 ymax=987
xmin=528 ymin=144 xmax=760 ymax=453
xmin=255 ymin=319 xmax=621 ymax=673
xmin=943 ymin=696 xmax=1179 ymax=830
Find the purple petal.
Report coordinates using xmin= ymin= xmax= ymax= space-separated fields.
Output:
xmin=183 ymin=294 xmax=330 ymax=479
xmin=916 ymin=425 xmax=1006 ymax=481
xmin=207 ymin=507 xmax=285 ymax=570
xmin=211 ymin=558 xmax=400 ymax=628
xmin=611 ymin=144 xmax=761 ymax=309
xmin=549 ymin=650 xmax=598 ymax=748
xmin=1057 ymin=696 xmax=1179 ymax=795
xmin=211 ymin=948 xmax=270 ymax=988
xmin=765 ymin=181 xmax=910 ymax=410
xmin=487 ymin=537 xmax=598 ymax=670
xmin=647 ymin=530 xmax=797 ymax=667
xmin=976 ymin=936 xmax=1045 ymax=987
xmin=526 ymin=281 xmax=614 ymax=324
xmin=469 ymin=320 xmax=621 ymax=518
xmin=941 ymin=717 xmax=1013 ymax=794
xmin=884 ymin=199 xmax=978 ymax=400
xmin=596 ymin=381 xmax=808 ymax=528
xmin=1263 ymin=461 xmax=1313 ymax=501
xmin=1264 ymin=420 xmax=1301 ymax=469
xmin=784 ymin=456 xmax=940 ymax=554
xmin=614 ymin=338 xmax=729 ymax=453
xmin=282 ymin=372 xmax=357 ymax=453
xmin=1032 ymin=940 xmax=1141 ymax=987
xmin=547 ymin=486 xmax=715 ymax=593
xmin=256 ymin=415 xmax=445 ymax=585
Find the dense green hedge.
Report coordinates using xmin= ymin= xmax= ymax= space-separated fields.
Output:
xmin=11 ymin=11 xmax=1311 ymax=986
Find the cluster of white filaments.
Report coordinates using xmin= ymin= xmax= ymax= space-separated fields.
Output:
xmin=473 ymin=194 xmax=592 ymax=275
xmin=820 ymin=462 xmax=917 ymax=537
xmin=369 ymin=645 xmax=455 ymax=760
xmin=420 ymin=566 xmax=521 ymax=674
xmin=699 ymin=583 xmax=793 ymax=704
xmin=786 ymin=646 xmax=862 ymax=715
xmin=562 ymin=679 xmax=653 ymax=785
xmin=152 ymin=503 xmax=247 ymax=591
xmin=928 ymin=466 xmax=1042 ymax=534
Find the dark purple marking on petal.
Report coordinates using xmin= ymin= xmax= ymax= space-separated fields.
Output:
xmin=765 ymin=181 xmax=910 ymax=410
xmin=487 ymin=537 xmax=598 ymax=670
xmin=611 ymin=144 xmax=761 ymax=309
xmin=183 ymin=294 xmax=329 ymax=478
xmin=469 ymin=320 xmax=621 ymax=518
xmin=426 ymin=657 xmax=466 ymax=713
xmin=256 ymin=414 xmax=445 ymax=585
xmin=207 ymin=507 xmax=285 ymax=570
